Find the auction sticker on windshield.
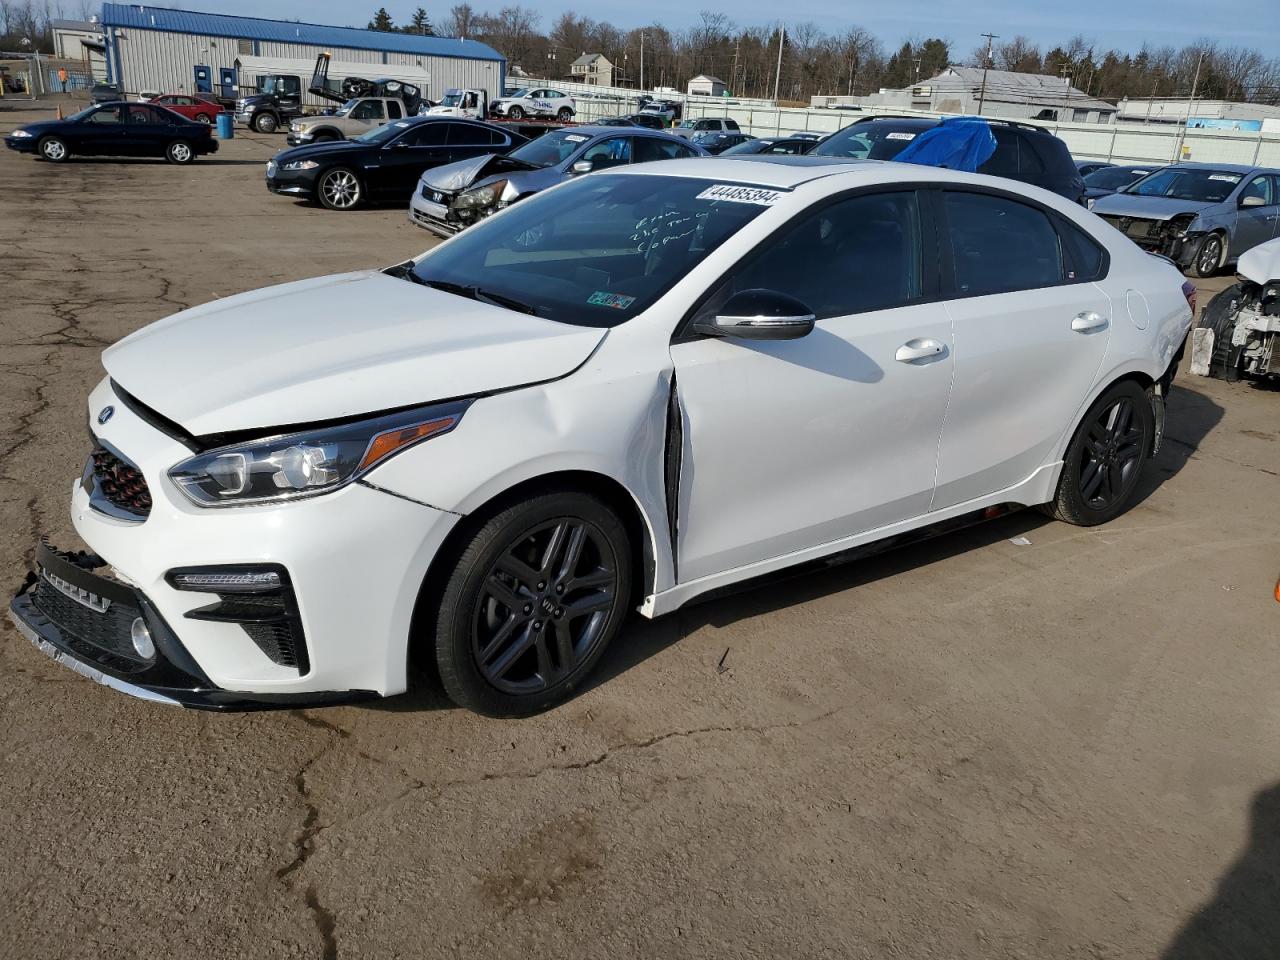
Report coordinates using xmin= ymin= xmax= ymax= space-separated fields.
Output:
xmin=1208 ymin=174 xmax=1241 ymax=182
xmin=564 ymin=134 xmax=589 ymax=143
xmin=587 ymin=291 xmax=635 ymax=309
xmin=695 ymin=184 xmax=784 ymax=205
xmin=886 ymin=132 xmax=917 ymax=140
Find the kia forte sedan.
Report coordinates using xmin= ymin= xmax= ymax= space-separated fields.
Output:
xmin=10 ymin=160 xmax=1195 ymax=716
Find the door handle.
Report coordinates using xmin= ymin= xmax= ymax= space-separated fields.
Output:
xmin=1071 ymin=311 xmax=1109 ymax=333
xmin=895 ymin=338 xmax=947 ymax=363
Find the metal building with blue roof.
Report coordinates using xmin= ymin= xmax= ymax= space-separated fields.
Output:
xmin=99 ymin=3 xmax=505 ymax=103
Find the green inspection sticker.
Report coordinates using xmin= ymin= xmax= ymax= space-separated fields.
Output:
xmin=588 ymin=291 xmax=635 ymax=309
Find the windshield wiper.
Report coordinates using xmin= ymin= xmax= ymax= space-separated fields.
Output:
xmin=420 ymin=278 xmax=537 ymax=315
xmin=385 ymin=261 xmax=430 ymax=285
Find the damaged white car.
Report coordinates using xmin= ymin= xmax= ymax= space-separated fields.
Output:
xmin=1191 ymin=235 xmax=1280 ymax=381
xmin=10 ymin=160 xmax=1195 ymax=716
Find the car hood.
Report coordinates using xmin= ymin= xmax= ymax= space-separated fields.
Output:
xmin=1237 ymin=236 xmax=1280 ymax=285
xmin=1090 ymin=194 xmax=1218 ymax=221
xmin=418 ymin=153 xmax=543 ymax=193
xmin=102 ymin=270 xmax=606 ymax=435
xmin=273 ymin=140 xmax=369 ymax=163
xmin=9 ymin=119 xmax=67 ymax=136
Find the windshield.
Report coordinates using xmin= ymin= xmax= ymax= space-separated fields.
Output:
xmin=1086 ymin=166 xmax=1153 ymax=190
xmin=441 ymin=92 xmax=463 ymax=107
xmin=1127 ymin=167 xmax=1242 ymax=203
xmin=65 ymin=106 xmax=100 ymax=122
xmin=410 ymin=174 xmax=772 ymax=327
xmin=677 ymin=120 xmax=697 ymax=128
xmin=355 ymin=120 xmax=410 ymax=144
xmin=507 ymin=129 xmax=593 ymax=168
xmin=508 ymin=88 xmax=531 ymax=99
xmin=335 ymin=98 xmax=359 ymax=117
xmin=721 ymin=139 xmax=768 ymax=155
xmin=811 ymin=122 xmax=926 ymax=160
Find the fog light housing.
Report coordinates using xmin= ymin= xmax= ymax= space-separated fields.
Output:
xmin=130 ymin=617 xmax=156 ymax=658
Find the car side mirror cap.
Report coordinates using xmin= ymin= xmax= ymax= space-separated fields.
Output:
xmin=692 ymin=289 xmax=816 ymax=341
xmin=1240 ymin=195 xmax=1267 ymax=208
xmin=571 ymin=159 xmax=593 ymax=175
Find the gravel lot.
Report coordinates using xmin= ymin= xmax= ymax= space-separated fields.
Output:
xmin=2 ymin=100 xmax=1278 ymax=960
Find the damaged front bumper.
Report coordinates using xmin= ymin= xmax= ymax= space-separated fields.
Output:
xmin=1098 ymin=215 xmax=1201 ymax=267
xmin=8 ymin=542 xmax=376 ymax=711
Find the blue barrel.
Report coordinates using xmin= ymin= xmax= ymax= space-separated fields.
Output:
xmin=215 ymin=112 xmax=234 ymax=139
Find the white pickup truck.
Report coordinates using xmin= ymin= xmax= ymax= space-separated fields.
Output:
xmin=286 ymin=97 xmax=409 ymax=145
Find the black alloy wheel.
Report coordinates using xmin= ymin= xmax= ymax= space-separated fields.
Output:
xmin=434 ymin=491 xmax=632 ymax=716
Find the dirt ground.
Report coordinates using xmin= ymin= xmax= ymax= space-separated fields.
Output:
xmin=2 ymin=100 xmax=1278 ymax=960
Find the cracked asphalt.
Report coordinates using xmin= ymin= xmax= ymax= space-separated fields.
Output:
xmin=3 ymin=100 xmax=1280 ymax=960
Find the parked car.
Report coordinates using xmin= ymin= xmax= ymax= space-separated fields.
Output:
xmin=266 ymin=116 xmax=526 ymax=210
xmin=690 ymin=131 xmax=753 ymax=154
xmin=1083 ymin=164 xmax=1160 ymax=204
xmin=672 ymin=117 xmax=742 ymax=140
xmin=1076 ymin=159 xmax=1113 ymax=177
xmin=597 ymin=113 xmax=668 ymax=130
xmin=637 ymin=97 xmax=683 ymax=121
xmin=1191 ymin=235 xmax=1280 ymax=381
xmin=286 ymin=96 xmax=413 ymax=146
xmin=148 ymin=93 xmax=223 ymax=124
xmin=409 ymin=125 xmax=706 ymax=236
xmin=10 ymin=159 xmax=1195 ymax=717
xmin=4 ymin=102 xmax=218 ymax=164
xmin=89 ymin=81 xmax=122 ymax=103
xmin=1091 ymin=163 xmax=1280 ymax=277
xmin=811 ymin=116 xmax=1084 ymax=203
xmin=791 ymin=132 xmax=823 ymax=141
xmin=720 ymin=136 xmax=817 ymax=156
xmin=489 ymin=87 xmax=576 ymax=121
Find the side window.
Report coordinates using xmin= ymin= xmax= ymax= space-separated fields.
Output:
xmin=633 ymin=136 xmax=685 ymax=163
xmin=351 ymin=100 xmax=385 ymax=120
xmin=706 ymin=191 xmax=924 ymax=320
xmin=446 ymin=123 xmax=502 ymax=146
xmin=176 ymin=96 xmax=194 ymax=106
xmin=943 ymin=191 xmax=1063 ymax=296
xmin=127 ymin=105 xmax=166 ymax=124
xmin=1240 ymin=175 xmax=1274 ymax=206
xmin=86 ymin=106 xmax=123 ymax=124
xmin=387 ymin=101 xmax=403 ymax=119
xmin=1056 ymin=218 xmax=1107 ymax=282
xmin=405 ymin=122 xmax=449 ymax=146
xmin=581 ymin=136 xmax=632 ymax=169
xmin=725 ymin=119 xmax=740 ymax=131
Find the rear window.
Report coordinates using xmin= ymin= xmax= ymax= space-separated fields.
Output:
xmin=1085 ymin=166 xmax=1151 ymax=190
xmin=810 ymin=121 xmax=929 ymax=160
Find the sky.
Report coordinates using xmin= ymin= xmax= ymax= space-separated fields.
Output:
xmin=163 ymin=0 xmax=1280 ymax=54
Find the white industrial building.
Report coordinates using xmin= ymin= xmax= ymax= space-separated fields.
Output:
xmin=814 ymin=67 xmax=1119 ymax=124
xmin=51 ymin=19 xmax=109 ymax=80
xmin=1115 ymin=97 xmax=1280 ymax=130
xmin=98 ymin=2 xmax=506 ymax=102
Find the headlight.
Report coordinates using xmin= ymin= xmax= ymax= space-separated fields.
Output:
xmin=282 ymin=159 xmax=319 ymax=171
xmin=168 ymin=400 xmax=469 ymax=507
xmin=10 ymin=129 xmax=32 ymax=138
xmin=454 ymin=179 xmax=509 ymax=210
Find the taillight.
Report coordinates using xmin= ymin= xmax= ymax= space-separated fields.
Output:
xmin=1181 ymin=280 xmax=1197 ymax=316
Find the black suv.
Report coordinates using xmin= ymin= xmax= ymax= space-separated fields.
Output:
xmin=811 ymin=116 xmax=1084 ymax=204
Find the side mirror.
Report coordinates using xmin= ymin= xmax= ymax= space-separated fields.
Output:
xmin=692 ymin=289 xmax=815 ymax=341
xmin=571 ymin=159 xmax=593 ymax=175
xmin=1240 ymin=195 xmax=1267 ymax=208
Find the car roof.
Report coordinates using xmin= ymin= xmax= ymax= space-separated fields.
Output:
xmin=569 ymin=125 xmax=685 ymax=140
xmin=1165 ymin=161 xmax=1266 ymax=174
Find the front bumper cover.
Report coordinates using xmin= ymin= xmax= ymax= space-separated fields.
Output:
xmin=9 ymin=542 xmax=376 ymax=711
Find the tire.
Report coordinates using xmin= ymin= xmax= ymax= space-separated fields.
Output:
xmin=1188 ymin=232 xmax=1224 ymax=278
xmin=310 ymin=132 xmax=337 ymax=143
xmin=556 ymin=107 xmax=573 ymax=121
xmin=1195 ymin=284 xmax=1245 ymax=381
xmin=1041 ymin=380 xmax=1154 ymax=526
xmin=194 ymin=112 xmax=211 ymax=124
xmin=434 ymin=490 xmax=632 ymax=717
xmin=316 ymin=167 xmax=363 ymax=210
xmin=38 ymin=136 xmax=68 ymax=162
xmin=507 ymin=105 xmax=525 ymax=120
xmin=165 ymin=140 xmax=194 ymax=164
xmin=252 ymin=112 xmax=277 ymax=134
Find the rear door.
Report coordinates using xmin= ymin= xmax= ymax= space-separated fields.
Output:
xmin=931 ymin=188 xmax=1112 ymax=508
xmin=369 ymin=121 xmax=449 ymax=199
xmin=122 ymin=103 xmax=173 ymax=156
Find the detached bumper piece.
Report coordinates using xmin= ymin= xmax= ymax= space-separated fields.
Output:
xmin=8 ymin=543 xmax=376 ymax=711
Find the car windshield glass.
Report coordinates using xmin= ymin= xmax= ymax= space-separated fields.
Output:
xmin=440 ymin=92 xmax=463 ymax=107
xmin=1086 ymin=166 xmax=1151 ymax=190
xmin=1126 ymin=167 xmax=1242 ymax=202
xmin=335 ymin=98 xmax=359 ymax=117
xmin=66 ymin=106 xmax=99 ymax=122
xmin=720 ymin=140 xmax=767 ymax=155
xmin=409 ymin=174 xmax=772 ymax=328
xmin=507 ymin=130 xmax=591 ymax=168
xmin=509 ymin=88 xmax=531 ymax=99
xmin=354 ymin=120 xmax=410 ymax=144
xmin=811 ymin=122 xmax=926 ymax=160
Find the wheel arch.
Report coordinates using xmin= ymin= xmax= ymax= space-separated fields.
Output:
xmin=1055 ymin=365 xmax=1157 ymax=466
xmin=308 ymin=126 xmax=343 ymax=140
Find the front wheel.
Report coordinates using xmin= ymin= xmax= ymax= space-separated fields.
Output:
xmin=165 ymin=140 xmax=194 ymax=164
xmin=1041 ymin=380 xmax=1154 ymax=526
xmin=434 ymin=490 xmax=632 ymax=717
xmin=317 ymin=167 xmax=362 ymax=210
xmin=38 ymin=136 xmax=68 ymax=162
xmin=252 ymin=112 xmax=277 ymax=134
xmin=506 ymin=105 xmax=525 ymax=120
xmin=1188 ymin=232 xmax=1224 ymax=278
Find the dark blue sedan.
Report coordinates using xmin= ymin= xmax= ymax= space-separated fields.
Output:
xmin=4 ymin=102 xmax=218 ymax=164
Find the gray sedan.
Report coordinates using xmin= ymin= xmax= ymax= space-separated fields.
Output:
xmin=1091 ymin=162 xmax=1280 ymax=277
xmin=409 ymin=126 xmax=707 ymax=237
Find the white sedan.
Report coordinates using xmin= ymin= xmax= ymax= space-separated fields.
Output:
xmin=9 ymin=159 xmax=1195 ymax=716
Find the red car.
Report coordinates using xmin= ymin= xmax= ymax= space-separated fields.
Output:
xmin=148 ymin=93 xmax=221 ymax=124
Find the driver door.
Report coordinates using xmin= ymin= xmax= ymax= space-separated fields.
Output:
xmin=670 ymin=189 xmax=954 ymax=582
xmin=1233 ymin=174 xmax=1280 ymax=256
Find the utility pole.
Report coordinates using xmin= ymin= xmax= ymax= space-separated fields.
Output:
xmin=732 ymin=36 xmax=740 ymax=94
xmin=1145 ymin=73 xmax=1160 ymax=123
xmin=773 ymin=23 xmax=785 ymax=103
xmin=1173 ymin=51 xmax=1204 ymax=162
xmin=639 ymin=30 xmax=645 ymax=93
xmin=1059 ymin=60 xmax=1073 ymax=123
xmin=977 ymin=31 xmax=998 ymax=114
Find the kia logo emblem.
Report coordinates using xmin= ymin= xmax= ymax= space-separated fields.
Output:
xmin=97 ymin=406 xmax=114 ymax=425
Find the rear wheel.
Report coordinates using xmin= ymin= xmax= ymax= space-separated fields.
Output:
xmin=1189 ymin=232 xmax=1224 ymax=278
xmin=1041 ymin=380 xmax=1154 ymax=526
xmin=556 ymin=107 xmax=573 ymax=121
xmin=194 ymin=112 xmax=212 ymax=124
xmin=252 ymin=112 xmax=277 ymax=134
xmin=317 ymin=167 xmax=362 ymax=210
xmin=434 ymin=490 xmax=632 ymax=717
xmin=38 ymin=136 xmax=68 ymax=162
xmin=165 ymin=140 xmax=194 ymax=164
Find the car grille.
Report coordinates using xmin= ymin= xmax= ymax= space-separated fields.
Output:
xmin=30 ymin=567 xmax=150 ymax=668
xmin=421 ymin=184 xmax=450 ymax=203
xmin=91 ymin=445 xmax=152 ymax=518
xmin=1101 ymin=215 xmax=1156 ymax=239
